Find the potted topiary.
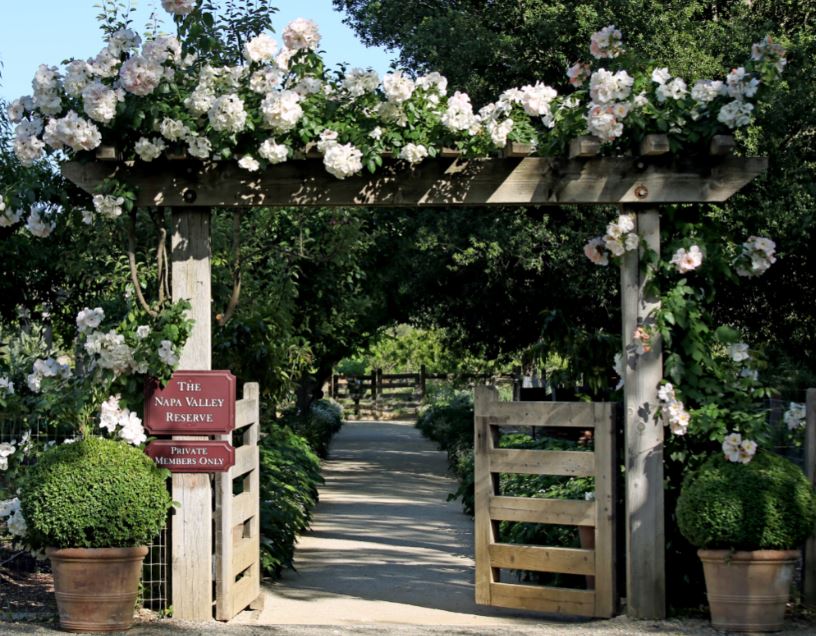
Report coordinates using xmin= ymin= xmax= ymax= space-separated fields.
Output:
xmin=19 ymin=437 xmax=172 ymax=632
xmin=676 ymin=449 xmax=816 ymax=632
xmin=0 ymin=303 xmax=192 ymax=632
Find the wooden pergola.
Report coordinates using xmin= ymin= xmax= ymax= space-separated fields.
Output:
xmin=63 ymin=136 xmax=767 ymax=621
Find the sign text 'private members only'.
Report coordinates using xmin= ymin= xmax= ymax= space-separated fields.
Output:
xmin=145 ymin=440 xmax=235 ymax=473
xmin=144 ymin=370 xmax=236 ymax=435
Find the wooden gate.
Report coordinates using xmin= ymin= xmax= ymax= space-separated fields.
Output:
xmin=474 ymin=386 xmax=616 ymax=617
xmin=215 ymin=382 xmax=262 ymax=620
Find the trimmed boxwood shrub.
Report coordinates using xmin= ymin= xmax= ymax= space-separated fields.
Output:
xmin=677 ymin=450 xmax=816 ymax=550
xmin=20 ymin=437 xmax=172 ymax=549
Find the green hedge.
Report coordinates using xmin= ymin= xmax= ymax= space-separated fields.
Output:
xmin=259 ymin=399 xmax=343 ymax=577
xmin=677 ymin=450 xmax=816 ymax=550
xmin=20 ymin=437 xmax=172 ymax=549
xmin=259 ymin=424 xmax=323 ymax=577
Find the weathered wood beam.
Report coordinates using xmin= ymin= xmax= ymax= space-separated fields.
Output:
xmin=805 ymin=388 xmax=816 ymax=607
xmin=62 ymin=155 xmax=768 ymax=208
xmin=620 ymin=207 xmax=665 ymax=619
xmin=171 ymin=208 xmax=213 ymax=621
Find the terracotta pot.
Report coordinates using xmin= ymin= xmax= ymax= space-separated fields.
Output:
xmin=698 ymin=548 xmax=799 ymax=633
xmin=47 ymin=546 xmax=148 ymax=633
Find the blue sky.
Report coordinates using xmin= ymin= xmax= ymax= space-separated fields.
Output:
xmin=0 ymin=0 xmax=395 ymax=101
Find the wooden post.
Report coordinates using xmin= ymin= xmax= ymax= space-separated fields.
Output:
xmin=171 ymin=207 xmax=213 ymax=621
xmin=419 ymin=364 xmax=427 ymax=399
xmin=620 ymin=207 xmax=665 ymax=619
xmin=330 ymin=374 xmax=338 ymax=399
xmin=474 ymin=385 xmax=501 ymax=604
xmin=370 ymin=370 xmax=377 ymax=401
xmin=805 ymin=389 xmax=816 ymax=607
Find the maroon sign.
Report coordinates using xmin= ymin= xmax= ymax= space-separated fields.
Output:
xmin=144 ymin=370 xmax=236 ymax=435
xmin=145 ymin=440 xmax=235 ymax=473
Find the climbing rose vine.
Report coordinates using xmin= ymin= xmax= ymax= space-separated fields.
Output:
xmin=0 ymin=7 xmax=787 ymax=236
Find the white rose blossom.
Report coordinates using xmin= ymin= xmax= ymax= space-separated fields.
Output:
xmin=0 ymin=443 xmax=15 ymax=471
xmin=728 ymin=342 xmax=750 ymax=362
xmin=208 ymin=94 xmax=247 ymax=133
xmin=583 ymin=237 xmax=609 ymax=266
xmin=134 ymin=137 xmax=167 ymax=162
xmin=243 ymin=34 xmax=278 ymax=64
xmin=399 ymin=143 xmax=429 ymax=165
xmin=159 ymin=118 xmax=190 ymax=141
xmin=43 ymin=111 xmax=102 ymax=152
xmin=76 ymin=307 xmax=104 ymax=333
xmin=0 ymin=201 xmax=24 ymax=228
xmin=735 ymin=235 xmax=776 ymax=277
xmin=249 ymin=68 xmax=284 ymax=94
xmin=323 ymin=142 xmax=363 ymax=180
xmin=442 ymin=91 xmax=479 ymax=133
xmin=259 ymin=139 xmax=289 ymax=164
xmin=187 ymin=135 xmax=212 ymax=160
xmin=342 ymin=68 xmax=380 ymax=98
xmin=82 ymin=81 xmax=120 ymax=124
xmin=0 ymin=376 xmax=15 ymax=397
xmin=260 ymin=91 xmax=303 ymax=131
xmin=119 ymin=56 xmax=164 ymax=97
xmin=722 ymin=432 xmax=757 ymax=464
xmin=26 ymin=204 xmax=57 ymax=238
xmin=93 ymin=194 xmax=125 ymax=219
xmin=162 ymin=0 xmax=196 ymax=16
xmin=670 ymin=245 xmax=704 ymax=273
xmin=238 ymin=155 xmax=261 ymax=172
xmin=283 ymin=18 xmax=321 ymax=51
xmin=383 ymin=72 xmax=415 ymax=103
xmin=784 ymin=403 xmax=806 ymax=431
xmin=158 ymin=340 xmax=179 ymax=366
xmin=589 ymin=69 xmax=634 ymax=104
xmin=590 ymin=25 xmax=624 ymax=59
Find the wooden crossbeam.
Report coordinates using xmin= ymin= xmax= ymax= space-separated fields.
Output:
xmin=62 ymin=155 xmax=767 ymax=208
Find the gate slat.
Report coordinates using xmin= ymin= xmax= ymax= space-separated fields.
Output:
xmin=232 ymin=491 xmax=254 ymax=525
xmin=488 ymin=449 xmax=594 ymax=476
xmin=480 ymin=401 xmax=598 ymax=428
xmin=235 ymin=398 xmax=259 ymax=429
xmin=489 ymin=496 xmax=595 ymax=526
xmin=489 ymin=583 xmax=595 ymax=616
xmin=233 ymin=445 xmax=255 ymax=477
xmin=489 ymin=543 xmax=595 ymax=575
xmin=231 ymin=536 xmax=257 ymax=578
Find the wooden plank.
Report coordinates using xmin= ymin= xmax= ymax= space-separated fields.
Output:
xmin=232 ymin=445 xmax=255 ymax=477
xmin=475 ymin=386 xmax=501 ymax=604
xmin=489 ymin=496 xmax=595 ymax=526
xmin=62 ymin=156 xmax=768 ymax=208
xmin=488 ymin=448 xmax=594 ymax=477
xmin=640 ymin=134 xmax=670 ymax=156
xmin=235 ymin=398 xmax=259 ymax=429
xmin=479 ymin=400 xmax=601 ymax=428
xmin=489 ymin=543 xmax=595 ymax=576
xmin=231 ymin=535 xmax=257 ymax=578
xmin=381 ymin=373 xmax=420 ymax=380
xmin=489 ymin=582 xmax=595 ymax=616
xmin=504 ymin=142 xmax=535 ymax=157
xmin=569 ymin=136 xmax=602 ymax=159
xmin=232 ymin=491 xmax=255 ymax=525
xmin=805 ymin=389 xmax=816 ymax=607
xmin=592 ymin=402 xmax=617 ymax=617
xmin=226 ymin=565 xmax=260 ymax=620
xmin=171 ymin=208 xmax=213 ymax=621
xmin=620 ymin=207 xmax=665 ymax=619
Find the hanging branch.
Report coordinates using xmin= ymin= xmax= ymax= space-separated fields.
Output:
xmin=150 ymin=208 xmax=170 ymax=305
xmin=217 ymin=209 xmax=243 ymax=327
xmin=127 ymin=208 xmax=158 ymax=318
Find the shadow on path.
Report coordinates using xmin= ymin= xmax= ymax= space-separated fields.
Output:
xmin=239 ymin=420 xmax=578 ymax=626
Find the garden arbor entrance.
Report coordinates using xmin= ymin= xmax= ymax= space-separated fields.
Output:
xmin=63 ymin=140 xmax=766 ymax=621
